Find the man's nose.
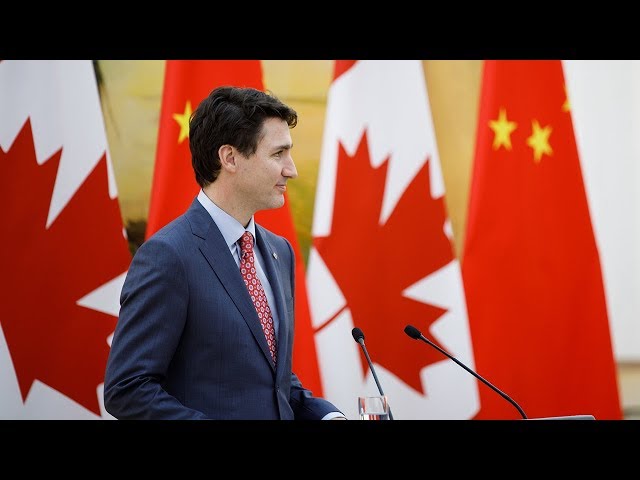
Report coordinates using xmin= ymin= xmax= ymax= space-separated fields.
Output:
xmin=283 ymin=155 xmax=298 ymax=179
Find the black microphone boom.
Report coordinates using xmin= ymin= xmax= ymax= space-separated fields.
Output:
xmin=404 ymin=324 xmax=527 ymax=419
xmin=351 ymin=327 xmax=394 ymax=420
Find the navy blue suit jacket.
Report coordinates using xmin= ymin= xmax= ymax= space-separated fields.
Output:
xmin=104 ymin=199 xmax=341 ymax=419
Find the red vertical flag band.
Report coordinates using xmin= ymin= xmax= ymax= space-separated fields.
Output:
xmin=146 ymin=60 xmax=323 ymax=395
xmin=462 ymin=60 xmax=622 ymax=419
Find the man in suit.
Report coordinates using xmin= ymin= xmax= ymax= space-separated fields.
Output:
xmin=104 ymin=86 xmax=345 ymax=419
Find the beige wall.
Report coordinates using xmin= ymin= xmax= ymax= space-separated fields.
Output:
xmin=99 ymin=60 xmax=164 ymax=222
xmin=423 ymin=60 xmax=483 ymax=258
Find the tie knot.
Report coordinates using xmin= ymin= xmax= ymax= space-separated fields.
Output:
xmin=240 ymin=231 xmax=254 ymax=255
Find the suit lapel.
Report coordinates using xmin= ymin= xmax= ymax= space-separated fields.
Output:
xmin=186 ymin=200 xmax=275 ymax=369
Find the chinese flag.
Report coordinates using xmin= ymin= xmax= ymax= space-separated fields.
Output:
xmin=146 ymin=60 xmax=323 ymax=395
xmin=308 ymin=60 xmax=476 ymax=419
xmin=0 ymin=60 xmax=131 ymax=418
xmin=461 ymin=60 xmax=622 ymax=419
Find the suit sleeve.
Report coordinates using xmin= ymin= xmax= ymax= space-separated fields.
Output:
xmin=103 ymin=236 xmax=208 ymax=420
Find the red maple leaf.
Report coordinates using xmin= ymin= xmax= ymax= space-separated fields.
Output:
xmin=0 ymin=121 xmax=132 ymax=415
xmin=313 ymin=131 xmax=455 ymax=393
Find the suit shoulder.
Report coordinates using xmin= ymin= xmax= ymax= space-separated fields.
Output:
xmin=148 ymin=215 xmax=190 ymax=241
xmin=256 ymin=225 xmax=291 ymax=248
xmin=137 ymin=215 xmax=196 ymax=260
xmin=146 ymin=198 xmax=208 ymax=243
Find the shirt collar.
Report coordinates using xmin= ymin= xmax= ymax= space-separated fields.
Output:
xmin=197 ymin=189 xmax=256 ymax=248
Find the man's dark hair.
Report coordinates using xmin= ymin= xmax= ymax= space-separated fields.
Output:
xmin=189 ymin=86 xmax=298 ymax=187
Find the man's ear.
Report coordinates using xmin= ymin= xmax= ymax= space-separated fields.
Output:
xmin=219 ymin=145 xmax=237 ymax=172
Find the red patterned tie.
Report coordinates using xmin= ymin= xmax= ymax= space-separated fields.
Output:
xmin=239 ymin=231 xmax=277 ymax=363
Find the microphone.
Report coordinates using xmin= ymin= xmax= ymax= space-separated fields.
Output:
xmin=404 ymin=324 xmax=527 ymax=419
xmin=351 ymin=327 xmax=394 ymax=420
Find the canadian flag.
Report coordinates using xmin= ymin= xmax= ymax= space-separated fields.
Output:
xmin=307 ymin=60 xmax=477 ymax=419
xmin=0 ymin=60 xmax=132 ymax=418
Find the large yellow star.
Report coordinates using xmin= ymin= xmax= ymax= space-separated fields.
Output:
xmin=526 ymin=119 xmax=553 ymax=163
xmin=489 ymin=108 xmax=517 ymax=151
xmin=173 ymin=100 xmax=192 ymax=144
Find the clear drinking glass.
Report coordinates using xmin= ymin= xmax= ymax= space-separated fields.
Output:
xmin=357 ymin=395 xmax=390 ymax=420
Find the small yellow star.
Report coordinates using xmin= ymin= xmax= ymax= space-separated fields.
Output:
xmin=562 ymin=85 xmax=570 ymax=113
xmin=173 ymin=100 xmax=192 ymax=144
xmin=489 ymin=108 xmax=517 ymax=151
xmin=526 ymin=119 xmax=553 ymax=163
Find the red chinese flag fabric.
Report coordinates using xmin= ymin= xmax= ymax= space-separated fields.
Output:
xmin=146 ymin=60 xmax=323 ymax=395
xmin=0 ymin=60 xmax=132 ymax=418
xmin=462 ymin=60 xmax=622 ymax=419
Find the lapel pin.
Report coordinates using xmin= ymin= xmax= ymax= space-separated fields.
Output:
xmin=272 ymin=252 xmax=278 ymax=260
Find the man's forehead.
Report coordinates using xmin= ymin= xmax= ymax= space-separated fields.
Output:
xmin=259 ymin=119 xmax=293 ymax=148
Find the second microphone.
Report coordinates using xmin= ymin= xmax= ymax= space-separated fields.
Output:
xmin=352 ymin=327 xmax=394 ymax=420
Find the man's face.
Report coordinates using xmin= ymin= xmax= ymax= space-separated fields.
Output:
xmin=235 ymin=117 xmax=298 ymax=215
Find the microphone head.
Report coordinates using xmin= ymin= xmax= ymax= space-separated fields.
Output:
xmin=404 ymin=325 xmax=422 ymax=340
xmin=351 ymin=327 xmax=365 ymax=344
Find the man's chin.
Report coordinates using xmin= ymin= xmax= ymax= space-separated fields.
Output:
xmin=271 ymin=195 xmax=286 ymax=209
xmin=261 ymin=197 xmax=285 ymax=211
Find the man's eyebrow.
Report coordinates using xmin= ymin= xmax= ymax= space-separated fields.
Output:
xmin=274 ymin=142 xmax=293 ymax=151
